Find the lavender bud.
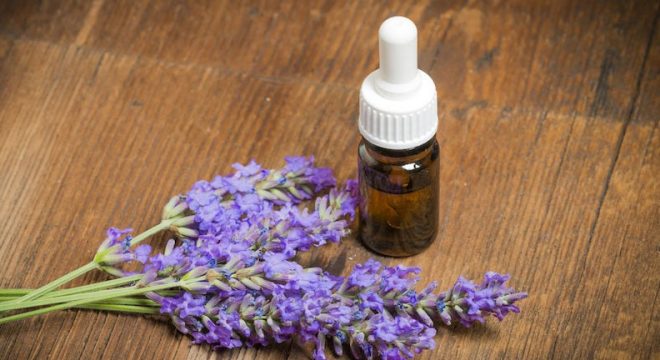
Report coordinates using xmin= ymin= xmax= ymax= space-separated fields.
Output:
xmin=171 ymin=215 xmax=196 ymax=227
xmin=239 ymin=277 xmax=261 ymax=291
xmin=162 ymin=196 xmax=189 ymax=220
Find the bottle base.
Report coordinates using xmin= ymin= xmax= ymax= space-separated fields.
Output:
xmin=359 ymin=233 xmax=437 ymax=258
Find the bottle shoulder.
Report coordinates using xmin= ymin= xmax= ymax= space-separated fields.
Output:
xmin=358 ymin=138 xmax=439 ymax=170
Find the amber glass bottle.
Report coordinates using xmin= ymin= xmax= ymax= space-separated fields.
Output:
xmin=358 ymin=138 xmax=439 ymax=257
xmin=357 ymin=16 xmax=439 ymax=256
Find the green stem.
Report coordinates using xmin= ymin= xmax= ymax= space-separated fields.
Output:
xmin=0 ymin=289 xmax=30 ymax=296
xmin=50 ymin=274 xmax=143 ymax=297
xmin=0 ymin=303 xmax=160 ymax=323
xmin=130 ymin=220 xmax=173 ymax=246
xmin=0 ymin=296 xmax=159 ymax=313
xmin=77 ymin=303 xmax=160 ymax=314
xmin=9 ymin=261 xmax=100 ymax=304
xmin=0 ymin=273 xmax=142 ymax=308
xmin=0 ymin=287 xmax=180 ymax=299
xmin=0 ymin=278 xmax=198 ymax=314
xmin=0 ymin=295 xmax=160 ymax=307
xmin=84 ymin=297 xmax=160 ymax=307
xmin=0 ymin=282 xmax=189 ymax=324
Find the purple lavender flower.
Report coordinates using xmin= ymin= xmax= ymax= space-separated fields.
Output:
xmin=423 ymin=272 xmax=528 ymax=327
xmin=379 ymin=265 xmax=421 ymax=294
xmin=133 ymin=245 xmax=152 ymax=264
xmin=176 ymin=157 xmax=339 ymax=240
xmin=94 ymin=228 xmax=152 ymax=276
xmin=196 ymin=313 xmax=243 ymax=349
xmin=283 ymin=156 xmax=336 ymax=191
xmin=232 ymin=160 xmax=262 ymax=177
xmin=172 ymin=292 xmax=206 ymax=318
xmin=360 ymin=313 xmax=436 ymax=359
xmin=357 ymin=291 xmax=383 ymax=312
xmin=347 ymin=259 xmax=381 ymax=288
xmin=144 ymin=239 xmax=188 ymax=275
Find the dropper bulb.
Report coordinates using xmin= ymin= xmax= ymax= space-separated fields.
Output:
xmin=378 ymin=16 xmax=418 ymax=85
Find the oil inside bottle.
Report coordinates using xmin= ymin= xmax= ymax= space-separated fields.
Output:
xmin=358 ymin=138 xmax=439 ymax=257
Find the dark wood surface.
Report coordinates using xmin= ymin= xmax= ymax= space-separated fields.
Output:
xmin=0 ymin=1 xmax=658 ymax=359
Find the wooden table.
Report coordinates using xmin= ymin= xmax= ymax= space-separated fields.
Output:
xmin=0 ymin=1 xmax=657 ymax=359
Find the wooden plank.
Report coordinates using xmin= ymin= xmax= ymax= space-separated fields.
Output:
xmin=0 ymin=0 xmax=657 ymax=359
xmin=571 ymin=30 xmax=659 ymax=359
xmin=0 ymin=0 xmax=91 ymax=43
xmin=8 ymin=0 xmax=463 ymax=87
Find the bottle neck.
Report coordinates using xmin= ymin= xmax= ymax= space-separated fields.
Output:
xmin=362 ymin=137 xmax=437 ymax=163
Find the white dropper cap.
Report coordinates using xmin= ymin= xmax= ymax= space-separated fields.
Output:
xmin=359 ymin=16 xmax=438 ymax=150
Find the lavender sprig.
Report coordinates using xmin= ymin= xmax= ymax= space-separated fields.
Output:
xmin=184 ymin=156 xmax=336 ymax=238
xmin=139 ymin=181 xmax=358 ymax=294
xmin=150 ymin=258 xmax=526 ymax=360
xmin=421 ymin=272 xmax=528 ymax=328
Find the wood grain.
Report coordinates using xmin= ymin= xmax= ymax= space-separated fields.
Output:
xmin=0 ymin=1 xmax=658 ymax=359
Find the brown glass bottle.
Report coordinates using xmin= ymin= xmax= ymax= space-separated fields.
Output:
xmin=358 ymin=137 xmax=439 ymax=257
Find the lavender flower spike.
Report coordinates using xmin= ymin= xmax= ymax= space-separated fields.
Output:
xmin=151 ymin=257 xmax=526 ymax=360
xmin=421 ymin=272 xmax=528 ymax=327
xmin=182 ymin=157 xmax=338 ymax=240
